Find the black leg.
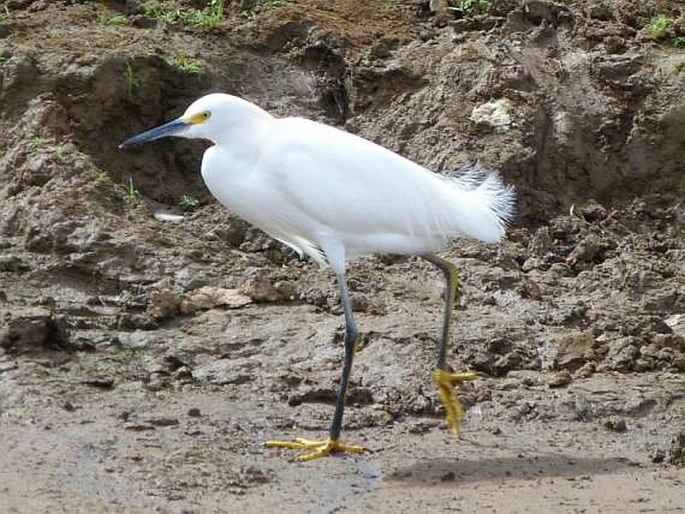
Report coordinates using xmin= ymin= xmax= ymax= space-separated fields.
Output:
xmin=265 ymin=267 xmax=365 ymax=460
xmin=422 ymin=254 xmax=458 ymax=370
xmin=422 ymin=254 xmax=476 ymax=435
xmin=329 ymin=269 xmax=358 ymax=440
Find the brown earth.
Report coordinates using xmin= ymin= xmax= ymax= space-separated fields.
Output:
xmin=1 ymin=0 xmax=684 ymax=512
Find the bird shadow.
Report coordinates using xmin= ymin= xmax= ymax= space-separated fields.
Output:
xmin=386 ymin=451 xmax=638 ymax=486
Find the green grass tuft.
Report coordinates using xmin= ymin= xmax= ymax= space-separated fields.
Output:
xmin=122 ymin=177 xmax=140 ymax=202
xmin=166 ymin=55 xmax=205 ymax=74
xmin=646 ymin=14 xmax=674 ymax=40
xmin=100 ymin=13 xmax=128 ymax=26
xmin=179 ymin=194 xmax=201 ymax=211
xmin=124 ymin=62 xmax=140 ymax=95
xmin=27 ymin=136 xmax=46 ymax=154
xmin=449 ymin=0 xmax=497 ymax=18
xmin=143 ymin=0 xmax=226 ymax=28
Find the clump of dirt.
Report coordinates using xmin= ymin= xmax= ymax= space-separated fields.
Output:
xmin=1 ymin=1 xmax=684 ymax=512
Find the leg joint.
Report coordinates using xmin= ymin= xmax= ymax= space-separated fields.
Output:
xmin=344 ymin=323 xmax=359 ymax=347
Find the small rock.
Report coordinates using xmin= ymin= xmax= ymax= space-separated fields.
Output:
xmin=553 ymin=332 xmax=598 ymax=372
xmin=668 ymin=428 xmax=685 ymax=465
xmin=118 ymin=331 xmax=157 ymax=349
xmin=408 ymin=421 xmax=432 ymax=434
xmin=470 ymin=98 xmax=514 ymax=133
xmin=566 ymin=234 xmax=608 ymax=267
xmin=523 ymin=0 xmax=572 ymax=25
xmin=605 ymin=338 xmax=639 ymax=372
xmin=147 ymin=417 xmax=179 ymax=427
xmin=241 ymin=278 xmax=281 ymax=303
xmin=180 ymin=286 xmax=252 ymax=315
xmin=521 ymin=257 xmax=546 ymax=272
xmin=573 ymin=362 xmax=596 ymax=378
xmin=145 ymin=372 xmax=168 ymax=391
xmin=173 ymin=366 xmax=193 ymax=381
xmin=117 ymin=314 xmax=158 ymax=330
xmin=575 ymin=395 xmax=592 ymax=421
xmin=0 ymin=255 xmax=30 ymax=272
xmin=578 ymin=199 xmax=608 ymax=221
xmin=0 ymin=311 xmax=71 ymax=354
xmin=81 ymin=378 xmax=114 ymax=389
xmin=528 ymin=227 xmax=553 ymax=256
xmin=673 ymin=354 xmax=685 ymax=372
xmin=652 ymin=448 xmax=666 ymax=464
xmin=187 ymin=408 xmax=202 ymax=418
xmin=665 ymin=314 xmax=685 ymax=339
xmin=603 ymin=36 xmax=625 ymax=54
xmin=274 ymin=281 xmax=298 ymax=301
xmin=493 ymin=352 xmax=523 ymax=375
xmin=517 ymin=401 xmax=533 ymax=416
xmin=604 ymin=417 xmax=627 ymax=433
xmin=546 ymin=370 xmax=572 ymax=388
xmin=147 ymin=289 xmax=181 ymax=319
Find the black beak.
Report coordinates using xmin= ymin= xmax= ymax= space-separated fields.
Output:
xmin=119 ymin=117 xmax=190 ymax=149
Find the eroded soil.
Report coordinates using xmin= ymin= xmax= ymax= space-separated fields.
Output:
xmin=1 ymin=1 xmax=684 ymax=512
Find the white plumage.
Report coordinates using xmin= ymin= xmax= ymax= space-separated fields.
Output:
xmin=177 ymin=94 xmax=515 ymax=271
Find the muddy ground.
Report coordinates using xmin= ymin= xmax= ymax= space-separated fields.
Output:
xmin=0 ymin=0 xmax=684 ymax=512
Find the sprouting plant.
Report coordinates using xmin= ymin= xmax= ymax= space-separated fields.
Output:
xmin=646 ymin=14 xmax=674 ymax=39
xmin=673 ymin=36 xmax=685 ymax=48
xmin=93 ymin=168 xmax=109 ymax=183
xmin=449 ymin=0 xmax=497 ymax=18
xmin=207 ymin=0 xmax=226 ymax=24
xmin=124 ymin=176 xmax=139 ymax=201
xmin=100 ymin=13 xmax=128 ymax=26
xmin=124 ymin=62 xmax=140 ymax=95
xmin=142 ymin=1 xmax=228 ymax=28
xmin=142 ymin=3 xmax=163 ymax=19
xmin=184 ymin=0 xmax=226 ymax=28
xmin=179 ymin=194 xmax=201 ymax=211
xmin=166 ymin=55 xmax=205 ymax=74
xmin=27 ymin=136 xmax=46 ymax=154
xmin=53 ymin=144 xmax=67 ymax=159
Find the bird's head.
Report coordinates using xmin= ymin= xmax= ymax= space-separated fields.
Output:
xmin=119 ymin=93 xmax=271 ymax=149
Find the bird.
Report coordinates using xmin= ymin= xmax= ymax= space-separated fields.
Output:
xmin=120 ymin=93 xmax=515 ymax=461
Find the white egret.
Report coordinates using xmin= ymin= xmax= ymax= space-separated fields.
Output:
xmin=120 ymin=93 xmax=515 ymax=461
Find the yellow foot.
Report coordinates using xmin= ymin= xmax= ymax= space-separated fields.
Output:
xmin=265 ymin=436 xmax=366 ymax=462
xmin=433 ymin=368 xmax=478 ymax=435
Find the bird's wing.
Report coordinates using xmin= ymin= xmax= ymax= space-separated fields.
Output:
xmin=258 ymin=118 xmax=456 ymax=241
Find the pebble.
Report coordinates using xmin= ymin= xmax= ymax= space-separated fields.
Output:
xmin=547 ymin=370 xmax=572 ymax=388
xmin=603 ymin=417 xmax=627 ymax=433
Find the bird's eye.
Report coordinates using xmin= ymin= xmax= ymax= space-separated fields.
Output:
xmin=201 ymin=111 xmax=211 ymax=120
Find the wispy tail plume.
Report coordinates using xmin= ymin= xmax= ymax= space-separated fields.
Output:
xmin=445 ymin=161 xmax=516 ymax=243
